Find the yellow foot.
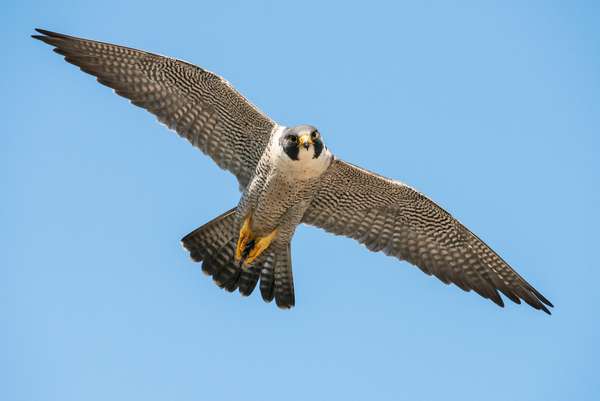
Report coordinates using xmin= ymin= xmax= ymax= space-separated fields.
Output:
xmin=243 ymin=229 xmax=278 ymax=267
xmin=235 ymin=214 xmax=253 ymax=262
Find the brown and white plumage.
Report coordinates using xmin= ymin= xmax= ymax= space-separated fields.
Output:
xmin=33 ymin=29 xmax=553 ymax=313
xmin=304 ymin=160 xmax=553 ymax=314
xmin=31 ymin=28 xmax=273 ymax=188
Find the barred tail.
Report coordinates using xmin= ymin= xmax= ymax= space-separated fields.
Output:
xmin=259 ymin=244 xmax=295 ymax=309
xmin=181 ymin=208 xmax=295 ymax=308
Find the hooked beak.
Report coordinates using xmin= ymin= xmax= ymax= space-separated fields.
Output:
xmin=298 ymin=134 xmax=313 ymax=150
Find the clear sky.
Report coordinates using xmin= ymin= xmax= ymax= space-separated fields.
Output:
xmin=3 ymin=1 xmax=599 ymax=400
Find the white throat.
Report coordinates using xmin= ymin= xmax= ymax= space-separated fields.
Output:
xmin=270 ymin=125 xmax=333 ymax=180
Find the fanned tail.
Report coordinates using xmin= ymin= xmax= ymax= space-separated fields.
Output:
xmin=181 ymin=208 xmax=295 ymax=308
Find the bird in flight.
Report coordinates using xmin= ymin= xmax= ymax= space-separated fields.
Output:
xmin=32 ymin=28 xmax=553 ymax=313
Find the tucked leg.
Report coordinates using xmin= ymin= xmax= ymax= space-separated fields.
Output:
xmin=235 ymin=214 xmax=253 ymax=262
xmin=243 ymin=229 xmax=278 ymax=267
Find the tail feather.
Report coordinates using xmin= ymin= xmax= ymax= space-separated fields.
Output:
xmin=273 ymin=244 xmax=295 ymax=309
xmin=205 ymin=238 xmax=239 ymax=289
xmin=182 ymin=208 xmax=296 ymax=308
xmin=181 ymin=208 xmax=237 ymax=265
xmin=238 ymin=268 xmax=261 ymax=296
xmin=259 ymin=251 xmax=276 ymax=302
xmin=223 ymin=270 xmax=241 ymax=293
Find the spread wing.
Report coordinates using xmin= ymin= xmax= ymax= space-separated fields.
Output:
xmin=303 ymin=159 xmax=553 ymax=314
xmin=32 ymin=29 xmax=276 ymax=188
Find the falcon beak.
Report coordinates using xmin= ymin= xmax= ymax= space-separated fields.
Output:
xmin=299 ymin=134 xmax=313 ymax=150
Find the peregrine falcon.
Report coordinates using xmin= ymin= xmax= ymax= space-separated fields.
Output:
xmin=32 ymin=29 xmax=553 ymax=313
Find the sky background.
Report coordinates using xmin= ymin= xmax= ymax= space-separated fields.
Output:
xmin=3 ymin=1 xmax=600 ymax=400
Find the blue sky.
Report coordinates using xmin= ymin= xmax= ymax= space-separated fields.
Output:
xmin=3 ymin=1 xmax=599 ymax=400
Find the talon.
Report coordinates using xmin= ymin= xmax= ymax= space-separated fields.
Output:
xmin=242 ymin=239 xmax=256 ymax=260
xmin=235 ymin=214 xmax=253 ymax=262
xmin=243 ymin=229 xmax=278 ymax=267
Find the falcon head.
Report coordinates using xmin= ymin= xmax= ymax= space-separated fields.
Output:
xmin=279 ymin=125 xmax=325 ymax=162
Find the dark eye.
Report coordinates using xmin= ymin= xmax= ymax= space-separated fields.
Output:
xmin=288 ymin=135 xmax=298 ymax=143
xmin=311 ymin=131 xmax=319 ymax=140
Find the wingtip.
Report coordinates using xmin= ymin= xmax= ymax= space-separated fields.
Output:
xmin=539 ymin=295 xmax=554 ymax=308
xmin=32 ymin=28 xmax=73 ymax=44
xmin=492 ymin=294 xmax=505 ymax=308
xmin=33 ymin=28 xmax=63 ymax=37
xmin=31 ymin=30 xmax=58 ymax=45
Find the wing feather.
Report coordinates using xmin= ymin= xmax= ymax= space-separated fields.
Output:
xmin=32 ymin=28 xmax=275 ymax=188
xmin=303 ymin=159 xmax=553 ymax=314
